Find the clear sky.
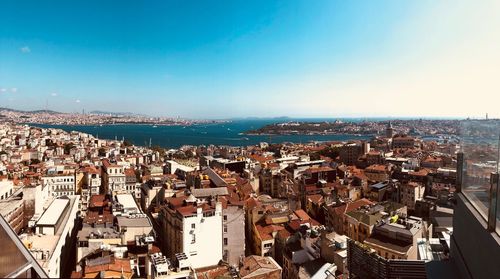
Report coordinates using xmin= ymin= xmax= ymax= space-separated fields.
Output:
xmin=1 ymin=0 xmax=499 ymax=119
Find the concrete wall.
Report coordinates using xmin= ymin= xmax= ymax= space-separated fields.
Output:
xmin=223 ymin=205 xmax=245 ymax=266
xmin=450 ymin=193 xmax=500 ymax=279
xmin=182 ymin=204 xmax=223 ymax=268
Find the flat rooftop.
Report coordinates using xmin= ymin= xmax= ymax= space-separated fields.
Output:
xmin=77 ymin=225 xmax=120 ymax=240
xmin=116 ymin=194 xmax=138 ymax=210
xmin=191 ymin=187 xmax=228 ymax=198
xmin=37 ymin=198 xmax=69 ymax=226
xmin=117 ymin=215 xmax=152 ymax=228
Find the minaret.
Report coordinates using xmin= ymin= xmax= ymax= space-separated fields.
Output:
xmin=386 ymin=121 xmax=394 ymax=138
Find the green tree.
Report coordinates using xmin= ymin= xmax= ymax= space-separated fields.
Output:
xmin=151 ymin=145 xmax=166 ymax=157
xmin=64 ymin=143 xmax=75 ymax=155
xmin=123 ymin=140 xmax=133 ymax=147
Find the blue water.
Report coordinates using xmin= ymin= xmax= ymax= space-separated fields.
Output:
xmin=33 ymin=119 xmax=375 ymax=148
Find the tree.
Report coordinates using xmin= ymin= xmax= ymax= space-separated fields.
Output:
xmin=98 ymin=147 xmax=106 ymax=157
xmin=309 ymin=152 xmax=321 ymax=161
xmin=265 ymin=144 xmax=282 ymax=157
xmin=123 ymin=140 xmax=133 ymax=147
xmin=151 ymin=145 xmax=166 ymax=157
xmin=64 ymin=143 xmax=74 ymax=155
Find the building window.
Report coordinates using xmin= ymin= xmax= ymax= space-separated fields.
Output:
xmin=191 ymin=223 xmax=196 ymax=229
xmin=223 ymin=215 xmax=227 ymax=221
xmin=223 ymin=225 xmax=228 ymax=233
xmin=264 ymin=243 xmax=272 ymax=248
xmin=223 ymin=238 xmax=228 ymax=246
xmin=191 ymin=234 xmax=196 ymax=244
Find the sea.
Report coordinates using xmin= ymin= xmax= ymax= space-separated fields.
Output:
xmin=32 ymin=118 xmax=388 ymax=149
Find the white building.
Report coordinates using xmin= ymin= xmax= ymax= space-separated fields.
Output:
xmin=149 ymin=252 xmax=197 ymax=279
xmin=165 ymin=160 xmax=195 ymax=176
xmin=42 ymin=174 xmax=76 ymax=197
xmin=160 ymin=198 xmax=223 ymax=269
xmin=102 ymin=159 xmax=126 ymax=193
xmin=0 ymin=178 xmax=14 ymax=200
xmin=21 ymin=196 xmax=80 ymax=278
xmin=181 ymin=203 xmax=223 ymax=268
xmin=113 ymin=193 xmax=141 ymax=216
xmin=83 ymin=167 xmax=101 ymax=196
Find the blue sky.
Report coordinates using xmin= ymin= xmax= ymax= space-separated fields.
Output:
xmin=1 ymin=0 xmax=499 ymax=119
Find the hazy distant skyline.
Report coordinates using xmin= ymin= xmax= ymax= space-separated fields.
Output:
xmin=1 ymin=0 xmax=499 ymax=119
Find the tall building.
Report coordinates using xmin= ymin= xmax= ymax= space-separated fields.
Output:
xmin=102 ymin=159 xmax=126 ymax=194
xmin=399 ymin=182 xmax=425 ymax=211
xmin=159 ymin=196 xmax=223 ymax=268
xmin=338 ymin=142 xmax=367 ymax=166
xmin=222 ymin=203 xmax=246 ymax=267
xmin=392 ymin=134 xmax=416 ymax=149
xmin=386 ymin=122 xmax=394 ymax=138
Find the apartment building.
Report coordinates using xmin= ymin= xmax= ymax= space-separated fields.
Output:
xmin=42 ymin=173 xmax=76 ymax=197
xmin=102 ymin=159 xmax=126 ymax=194
xmin=159 ymin=196 xmax=223 ymax=268
xmin=400 ymin=182 xmax=425 ymax=211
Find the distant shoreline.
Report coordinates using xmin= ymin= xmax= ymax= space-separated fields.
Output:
xmin=25 ymin=121 xmax=227 ymax=127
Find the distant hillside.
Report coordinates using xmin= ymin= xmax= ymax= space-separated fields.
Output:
xmin=0 ymin=107 xmax=62 ymax=114
xmin=30 ymin=109 xmax=62 ymax=114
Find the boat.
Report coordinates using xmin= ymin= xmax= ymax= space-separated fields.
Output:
xmin=152 ymin=125 xmax=158 ymax=128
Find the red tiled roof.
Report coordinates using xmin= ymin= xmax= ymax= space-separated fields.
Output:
xmin=366 ymin=164 xmax=388 ymax=172
xmin=307 ymin=194 xmax=324 ymax=205
xmin=85 ymin=257 xmax=132 ymax=274
xmin=306 ymin=166 xmax=334 ymax=173
xmin=255 ymin=224 xmax=285 ymax=241
xmin=294 ymin=209 xmax=311 ymax=221
xmin=334 ymin=198 xmax=374 ymax=216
